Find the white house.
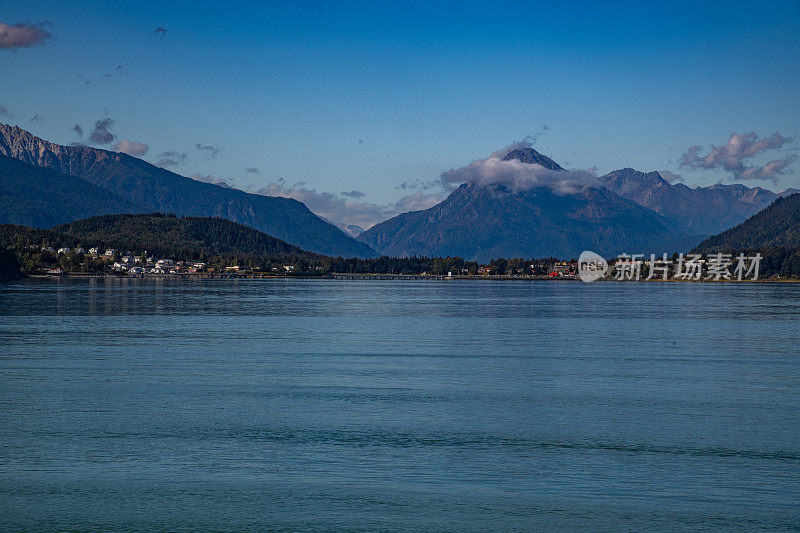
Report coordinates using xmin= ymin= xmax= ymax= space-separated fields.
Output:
xmin=104 ymin=249 xmax=116 ymax=257
xmin=57 ymin=247 xmax=71 ymax=254
xmin=89 ymin=247 xmax=99 ymax=255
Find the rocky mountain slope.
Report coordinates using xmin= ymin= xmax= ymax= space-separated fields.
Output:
xmin=360 ymin=148 xmax=690 ymax=261
xmin=598 ymin=168 xmax=779 ymax=235
xmin=0 ymin=124 xmax=377 ymax=258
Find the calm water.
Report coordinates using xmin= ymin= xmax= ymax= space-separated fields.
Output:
xmin=0 ymin=278 xmax=798 ymax=531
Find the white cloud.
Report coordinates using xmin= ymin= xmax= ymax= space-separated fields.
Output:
xmin=252 ymin=179 xmax=444 ymax=229
xmin=659 ymin=170 xmax=684 ymax=183
xmin=440 ymin=146 xmax=598 ymax=194
xmin=114 ymin=139 xmax=149 ymax=156
xmin=680 ymin=132 xmax=796 ymax=182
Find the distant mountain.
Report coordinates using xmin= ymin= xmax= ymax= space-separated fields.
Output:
xmin=598 ymin=168 xmax=779 ymax=235
xmin=0 ymin=154 xmax=146 ymax=228
xmin=338 ymin=223 xmax=365 ymax=238
xmin=0 ymin=124 xmax=377 ymax=258
xmin=318 ymin=216 xmax=365 ymax=238
xmin=503 ymin=147 xmax=564 ymax=169
xmin=359 ymin=148 xmax=690 ymax=261
xmin=693 ymin=193 xmax=800 ymax=253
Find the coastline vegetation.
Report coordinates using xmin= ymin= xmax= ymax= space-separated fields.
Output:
xmin=1 ymin=213 xmax=798 ymax=279
xmin=0 ymin=214 xmax=570 ymax=277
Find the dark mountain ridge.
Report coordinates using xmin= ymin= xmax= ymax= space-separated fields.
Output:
xmin=0 ymin=124 xmax=377 ymax=258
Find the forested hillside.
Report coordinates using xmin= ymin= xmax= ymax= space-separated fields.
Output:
xmin=52 ymin=213 xmax=315 ymax=259
xmin=694 ymin=194 xmax=800 ymax=252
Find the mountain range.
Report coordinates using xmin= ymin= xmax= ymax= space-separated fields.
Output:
xmin=0 ymin=124 xmax=377 ymax=258
xmin=319 ymin=217 xmax=364 ymax=238
xmin=337 ymin=223 xmax=365 ymax=238
xmin=360 ymin=148 xmax=685 ymax=261
xmin=2 ymin=123 xmax=796 ymax=262
xmin=359 ymin=147 xmax=795 ymax=261
xmin=359 ymin=181 xmax=688 ymax=261
xmin=597 ymin=168 xmax=783 ymax=235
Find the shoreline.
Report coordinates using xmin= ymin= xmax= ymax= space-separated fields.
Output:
xmin=19 ymin=273 xmax=800 ymax=283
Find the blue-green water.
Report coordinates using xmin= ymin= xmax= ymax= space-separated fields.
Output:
xmin=0 ymin=278 xmax=798 ymax=531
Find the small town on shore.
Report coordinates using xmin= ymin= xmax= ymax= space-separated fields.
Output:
xmin=16 ymin=244 xmax=792 ymax=282
xmin=31 ymin=244 xmax=581 ymax=279
xmin=37 ymin=245 xmax=298 ymax=276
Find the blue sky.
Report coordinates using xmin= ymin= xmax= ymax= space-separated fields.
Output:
xmin=2 ymin=0 xmax=799 ymax=226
